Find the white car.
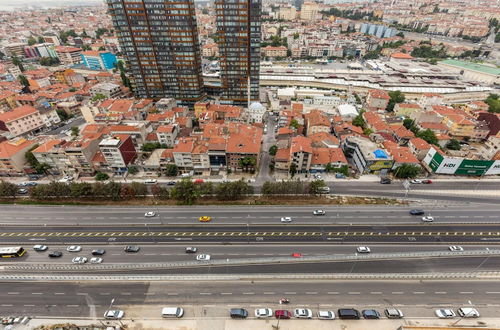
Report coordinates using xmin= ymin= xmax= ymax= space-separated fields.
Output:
xmin=294 ymin=308 xmax=313 ymax=319
xmin=357 ymin=246 xmax=371 ymax=253
xmin=33 ymin=244 xmax=48 ymax=251
xmin=317 ymin=310 xmax=335 ymax=320
xmin=457 ymin=307 xmax=480 ymax=318
xmin=104 ymin=310 xmax=124 ymax=319
xmin=90 ymin=257 xmax=103 ymax=264
xmin=72 ymin=256 xmax=87 ymax=264
xmin=144 ymin=211 xmax=156 ymax=217
xmin=422 ymin=216 xmax=434 ymax=222
xmin=58 ymin=177 xmax=71 ymax=183
xmin=280 ymin=217 xmax=292 ymax=223
xmin=410 ymin=179 xmax=423 ymax=184
xmin=449 ymin=245 xmax=464 ymax=252
xmin=255 ymin=308 xmax=273 ymax=318
xmin=314 ymin=174 xmax=322 ymax=179
xmin=313 ymin=210 xmax=326 ymax=216
xmin=196 ymin=254 xmax=211 ymax=261
xmin=67 ymin=245 xmax=82 ymax=252
xmin=435 ymin=309 xmax=456 ymax=318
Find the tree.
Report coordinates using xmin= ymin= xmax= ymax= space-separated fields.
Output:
xmin=130 ymin=182 xmax=147 ymax=197
xmin=18 ymin=75 xmax=29 ymax=88
xmin=238 ymin=156 xmax=256 ymax=172
xmin=27 ymin=36 xmax=36 ymax=46
xmin=39 ymin=57 xmax=60 ymax=66
xmin=80 ymin=30 xmax=89 ymax=38
xmin=91 ymin=93 xmax=106 ymax=102
xmin=308 ymin=179 xmax=327 ymax=195
xmin=269 ymin=145 xmax=278 ymax=156
xmin=142 ymin=142 xmax=164 ymax=152
xmin=170 ymin=178 xmax=200 ymax=205
xmin=98 ymin=46 xmax=106 ymax=51
xmin=386 ymin=90 xmax=405 ymax=112
xmin=416 ymin=128 xmax=438 ymax=145
xmin=289 ymin=119 xmax=299 ymax=130
xmin=127 ymin=166 xmax=139 ymax=175
xmin=71 ymin=126 xmax=79 ymax=137
xmin=56 ymin=109 xmax=69 ymax=121
xmin=289 ymin=163 xmax=297 ymax=178
xmin=363 ymin=128 xmax=373 ymax=136
xmin=352 ymin=113 xmax=365 ymax=128
xmin=0 ymin=181 xmax=19 ymax=198
xmin=12 ymin=56 xmax=24 ymax=72
xmin=165 ymin=164 xmax=179 ymax=177
xmin=70 ymin=182 xmax=93 ymax=198
xmin=95 ymin=172 xmax=109 ymax=181
xmin=403 ymin=118 xmax=415 ymax=130
xmin=151 ymin=185 xmax=169 ymax=199
xmin=215 ymin=180 xmax=253 ymax=200
xmin=446 ymin=139 xmax=461 ymax=150
xmin=95 ymin=28 xmax=109 ymax=39
xmin=37 ymin=36 xmax=45 ymax=43
xmin=485 ymin=94 xmax=500 ymax=113
xmin=394 ymin=164 xmax=421 ymax=179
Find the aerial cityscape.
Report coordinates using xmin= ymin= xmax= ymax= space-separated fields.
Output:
xmin=0 ymin=0 xmax=499 ymax=328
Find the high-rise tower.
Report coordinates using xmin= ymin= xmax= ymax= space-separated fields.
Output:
xmin=215 ymin=0 xmax=261 ymax=106
xmin=106 ymin=0 xmax=205 ymax=106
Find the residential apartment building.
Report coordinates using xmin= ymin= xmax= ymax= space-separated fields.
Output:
xmin=99 ymin=135 xmax=137 ymax=173
xmin=304 ymin=110 xmax=330 ymax=136
xmin=262 ymin=46 xmax=287 ymax=58
xmin=106 ymin=0 xmax=205 ymax=106
xmin=215 ymin=0 xmax=261 ymax=106
xmin=0 ymin=91 xmax=17 ymax=113
xmin=156 ymin=125 xmax=178 ymax=148
xmin=0 ymin=138 xmax=36 ymax=176
xmin=65 ymin=134 xmax=102 ymax=176
xmin=80 ymin=51 xmax=117 ymax=71
xmin=365 ymin=89 xmax=390 ymax=111
xmin=342 ymin=136 xmax=393 ymax=174
xmin=0 ymin=105 xmax=44 ymax=137
xmin=90 ymin=82 xmax=123 ymax=99
xmin=55 ymin=46 xmax=83 ymax=66
xmin=32 ymin=139 xmax=70 ymax=175
xmin=300 ymin=2 xmax=320 ymax=20
xmin=279 ymin=6 xmax=296 ymax=20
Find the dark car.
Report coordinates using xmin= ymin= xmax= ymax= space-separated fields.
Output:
xmin=409 ymin=209 xmax=425 ymax=215
xmin=274 ymin=310 xmax=292 ymax=319
xmin=185 ymin=247 xmax=197 ymax=253
xmin=230 ymin=308 xmax=248 ymax=319
xmin=91 ymin=249 xmax=106 ymax=256
xmin=166 ymin=181 xmax=176 ymax=186
xmin=124 ymin=245 xmax=140 ymax=253
xmin=362 ymin=309 xmax=381 ymax=319
xmin=380 ymin=178 xmax=391 ymax=184
xmin=49 ymin=251 xmax=63 ymax=258
xmin=338 ymin=308 xmax=360 ymax=319
xmin=422 ymin=179 xmax=432 ymax=184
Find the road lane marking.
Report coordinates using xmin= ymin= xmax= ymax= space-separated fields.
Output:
xmin=54 ymin=292 xmax=65 ymax=295
xmin=460 ymin=292 xmax=474 ymax=294
xmin=220 ymin=293 xmax=232 ymax=295
xmin=31 ymin=292 xmax=43 ymax=295
xmin=413 ymin=292 xmax=425 ymax=294
xmin=306 ymin=292 xmax=318 ymax=295
xmin=199 ymin=293 xmax=212 ymax=295
xmin=435 ymin=291 xmax=447 ymax=294
xmin=242 ymin=292 xmax=254 ymax=295
xmin=486 ymin=292 xmax=500 ymax=294
xmin=348 ymin=292 xmax=360 ymax=295
xmin=327 ymin=292 xmax=339 ymax=294
xmin=370 ymin=292 xmax=382 ymax=294
xmin=7 ymin=292 xmax=19 ymax=295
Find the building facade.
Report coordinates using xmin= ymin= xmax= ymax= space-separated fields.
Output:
xmin=81 ymin=51 xmax=117 ymax=71
xmin=215 ymin=0 xmax=261 ymax=106
xmin=106 ymin=0 xmax=205 ymax=106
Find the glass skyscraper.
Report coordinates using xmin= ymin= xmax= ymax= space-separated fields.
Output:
xmin=215 ymin=0 xmax=261 ymax=106
xmin=106 ymin=0 xmax=205 ymax=106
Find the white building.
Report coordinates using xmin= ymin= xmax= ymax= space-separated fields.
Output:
xmin=338 ymin=104 xmax=358 ymax=119
xmin=246 ymin=102 xmax=267 ymax=123
xmin=90 ymin=82 xmax=122 ymax=98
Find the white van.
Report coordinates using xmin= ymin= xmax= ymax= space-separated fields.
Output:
xmin=162 ymin=307 xmax=184 ymax=318
xmin=180 ymin=173 xmax=191 ymax=178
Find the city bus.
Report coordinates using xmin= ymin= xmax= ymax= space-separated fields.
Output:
xmin=0 ymin=247 xmax=26 ymax=258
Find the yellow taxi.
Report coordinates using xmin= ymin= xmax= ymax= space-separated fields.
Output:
xmin=198 ymin=216 xmax=212 ymax=222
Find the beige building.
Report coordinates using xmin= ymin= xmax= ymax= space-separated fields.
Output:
xmin=32 ymin=139 xmax=71 ymax=175
xmin=262 ymin=46 xmax=288 ymax=58
xmin=300 ymin=2 xmax=320 ymax=21
xmin=0 ymin=138 xmax=36 ymax=176
xmin=279 ymin=6 xmax=297 ymax=20
xmin=55 ymin=46 xmax=83 ymax=66
xmin=0 ymin=105 xmax=45 ymax=137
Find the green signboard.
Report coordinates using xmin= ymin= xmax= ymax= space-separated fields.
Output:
xmin=428 ymin=151 xmax=443 ymax=172
xmin=454 ymin=159 xmax=494 ymax=176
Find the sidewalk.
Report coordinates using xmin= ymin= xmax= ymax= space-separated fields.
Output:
xmin=22 ymin=317 xmax=500 ymax=330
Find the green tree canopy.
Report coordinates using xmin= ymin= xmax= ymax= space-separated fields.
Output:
xmin=416 ymin=128 xmax=438 ymax=145
xmin=91 ymin=93 xmax=106 ymax=102
xmin=269 ymin=145 xmax=278 ymax=156
xmin=386 ymin=90 xmax=405 ymax=112
xmin=170 ymin=178 xmax=200 ymax=205
xmin=27 ymin=36 xmax=36 ymax=46
xmin=95 ymin=172 xmax=109 ymax=181
xmin=446 ymin=139 xmax=461 ymax=150
xmin=394 ymin=164 xmax=421 ymax=179
xmin=165 ymin=164 xmax=179 ymax=177
xmin=485 ymin=94 xmax=500 ymax=113
xmin=289 ymin=119 xmax=299 ymax=130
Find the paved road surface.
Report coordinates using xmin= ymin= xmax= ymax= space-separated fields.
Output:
xmin=1 ymin=280 xmax=499 ymax=318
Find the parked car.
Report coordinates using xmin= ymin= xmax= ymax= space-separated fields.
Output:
xmin=457 ymin=307 xmax=479 ymax=318
xmin=230 ymin=308 xmax=248 ymax=319
xmin=144 ymin=179 xmax=157 ymax=184
xmin=385 ymin=308 xmax=404 ymax=319
xmin=335 ymin=173 xmax=346 ymax=179
xmin=17 ymin=188 xmax=28 ymax=195
xmin=317 ymin=310 xmax=335 ymax=320
xmin=362 ymin=309 xmax=381 ymax=319
xmin=435 ymin=309 xmax=456 ymax=318
xmin=337 ymin=309 xmax=360 ymax=319
xmin=380 ymin=178 xmax=392 ymax=184
xmin=275 ymin=310 xmax=292 ymax=319
xmin=294 ymin=308 xmax=312 ymax=319
xmin=255 ymin=308 xmax=273 ymax=318
xmin=410 ymin=179 xmax=423 ymax=184
xmin=104 ymin=310 xmax=124 ymax=319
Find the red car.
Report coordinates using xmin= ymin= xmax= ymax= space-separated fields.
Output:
xmin=422 ymin=179 xmax=432 ymax=184
xmin=291 ymin=252 xmax=302 ymax=258
xmin=194 ymin=179 xmax=204 ymax=184
xmin=275 ymin=310 xmax=292 ymax=319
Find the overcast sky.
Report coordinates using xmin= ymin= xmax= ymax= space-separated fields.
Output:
xmin=0 ymin=0 xmax=103 ymax=9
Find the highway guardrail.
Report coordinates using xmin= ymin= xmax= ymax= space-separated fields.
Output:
xmin=5 ymin=249 xmax=500 ymax=272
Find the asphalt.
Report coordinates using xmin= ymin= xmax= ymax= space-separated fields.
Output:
xmin=1 ymin=280 xmax=499 ymax=318
xmin=1 ymin=204 xmax=500 ymax=226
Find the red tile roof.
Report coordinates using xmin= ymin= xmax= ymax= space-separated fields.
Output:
xmin=0 ymin=105 xmax=38 ymax=123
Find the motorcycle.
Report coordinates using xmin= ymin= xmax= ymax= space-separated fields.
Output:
xmin=279 ymin=298 xmax=290 ymax=304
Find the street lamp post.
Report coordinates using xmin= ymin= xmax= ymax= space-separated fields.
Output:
xmin=106 ymin=298 xmax=115 ymax=316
